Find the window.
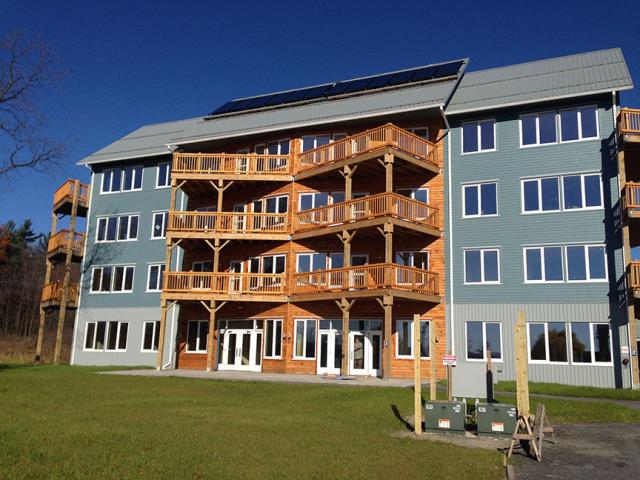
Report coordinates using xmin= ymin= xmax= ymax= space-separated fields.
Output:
xmin=524 ymin=246 xmax=563 ymax=283
xmin=396 ymin=251 xmax=429 ymax=270
xmin=294 ymin=319 xmax=317 ymax=359
xmin=192 ymin=261 xmax=213 ymax=272
xmin=151 ymin=212 xmax=168 ymax=239
xmin=562 ymin=174 xmax=603 ymax=210
xmin=91 ymin=265 xmax=135 ymax=293
xmin=186 ymin=320 xmax=209 ymax=353
xmin=156 ymin=162 xmax=171 ymax=188
xmin=463 ymin=182 xmax=497 ymax=217
xmin=409 ymin=127 xmax=429 ymax=140
xmin=147 ymin=264 xmax=165 ymax=292
xmin=570 ymin=323 xmax=612 ymax=364
xmin=264 ymin=319 xmax=283 ymax=358
xmin=560 ymin=106 xmax=598 ymax=142
xmin=527 ymin=322 xmax=568 ymax=363
xmin=465 ymin=322 xmax=502 ymax=361
xmin=461 ymin=120 xmax=495 ymax=153
xmin=142 ymin=321 xmax=160 ymax=352
xmin=96 ymin=215 xmax=139 ymax=242
xmin=297 ymin=252 xmax=328 ymax=273
xmin=566 ymin=245 xmax=607 ymax=282
xmin=101 ymin=168 xmax=122 ymax=193
xmin=520 ymin=111 xmax=557 ymax=146
xmin=299 ymin=191 xmax=330 ymax=211
xmin=464 ymin=249 xmax=499 ymax=284
xmin=84 ymin=321 xmax=128 ymax=351
xmin=302 ymin=135 xmax=331 ymax=152
xmin=397 ymin=188 xmax=429 ymax=204
xmin=522 ymin=177 xmax=560 ymax=213
xmin=122 ymin=165 xmax=143 ymax=191
xmin=395 ymin=319 xmax=430 ymax=359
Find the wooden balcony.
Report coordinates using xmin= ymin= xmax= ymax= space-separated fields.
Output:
xmin=619 ymin=108 xmax=640 ymax=143
xmin=293 ymin=192 xmax=440 ymax=239
xmin=295 ymin=123 xmax=439 ymax=179
xmin=172 ymin=152 xmax=292 ymax=181
xmin=168 ymin=211 xmax=290 ymax=240
xmin=47 ymin=230 xmax=85 ymax=261
xmin=41 ymin=281 xmax=79 ymax=309
xmin=162 ymin=271 xmax=287 ymax=302
xmin=629 ymin=261 xmax=640 ymax=299
xmin=290 ymin=263 xmax=440 ymax=303
xmin=52 ymin=179 xmax=89 ymax=216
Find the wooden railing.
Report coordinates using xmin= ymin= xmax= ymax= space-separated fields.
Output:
xmin=163 ymin=271 xmax=286 ymax=296
xmin=295 ymin=192 xmax=439 ymax=231
xmin=53 ymin=179 xmax=89 ymax=207
xmin=41 ymin=281 xmax=79 ymax=304
xmin=47 ymin=230 xmax=85 ymax=255
xmin=629 ymin=262 xmax=640 ymax=289
xmin=624 ymin=182 xmax=640 ymax=211
xmin=291 ymin=263 xmax=439 ymax=296
xmin=172 ymin=152 xmax=291 ymax=176
xmin=619 ymin=108 xmax=640 ymax=135
xmin=168 ymin=211 xmax=289 ymax=235
xmin=297 ymin=123 xmax=438 ymax=171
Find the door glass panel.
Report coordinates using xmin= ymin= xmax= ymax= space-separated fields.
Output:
xmin=320 ymin=333 xmax=328 ymax=368
xmin=227 ymin=333 xmax=236 ymax=365
xmin=241 ymin=334 xmax=251 ymax=365
xmin=353 ymin=334 xmax=365 ymax=370
xmin=334 ymin=333 xmax=343 ymax=370
xmin=372 ymin=335 xmax=381 ymax=370
xmin=255 ymin=333 xmax=262 ymax=366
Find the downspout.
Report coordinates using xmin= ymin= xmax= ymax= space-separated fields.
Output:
xmin=164 ymin=144 xmax=180 ymax=370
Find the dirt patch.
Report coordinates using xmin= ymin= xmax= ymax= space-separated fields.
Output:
xmin=392 ymin=430 xmax=510 ymax=451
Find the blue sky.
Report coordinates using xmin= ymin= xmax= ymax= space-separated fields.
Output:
xmin=1 ymin=0 xmax=638 ymax=233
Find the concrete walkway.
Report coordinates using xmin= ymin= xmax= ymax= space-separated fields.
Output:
xmin=102 ymin=368 xmax=419 ymax=388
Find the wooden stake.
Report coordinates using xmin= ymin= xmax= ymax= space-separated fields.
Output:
xmin=430 ymin=318 xmax=437 ymax=401
xmin=35 ymin=212 xmax=57 ymax=362
xmin=514 ymin=310 xmax=530 ymax=417
xmin=413 ymin=313 xmax=422 ymax=435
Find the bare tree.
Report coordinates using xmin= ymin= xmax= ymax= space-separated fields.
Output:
xmin=0 ymin=28 xmax=68 ymax=180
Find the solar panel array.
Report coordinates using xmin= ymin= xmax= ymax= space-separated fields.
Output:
xmin=209 ymin=59 xmax=464 ymax=117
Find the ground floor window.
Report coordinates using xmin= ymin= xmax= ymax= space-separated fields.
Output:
xmin=465 ymin=321 xmax=502 ymax=361
xmin=294 ymin=319 xmax=317 ymax=359
xmin=264 ymin=319 xmax=282 ymax=358
xmin=84 ymin=321 xmax=128 ymax=351
xmin=570 ymin=323 xmax=612 ymax=364
xmin=528 ymin=322 xmax=568 ymax=363
xmin=187 ymin=320 xmax=209 ymax=353
xmin=395 ymin=319 xmax=430 ymax=359
xmin=142 ymin=321 xmax=160 ymax=352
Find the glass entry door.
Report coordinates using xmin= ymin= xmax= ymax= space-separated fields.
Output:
xmin=219 ymin=320 xmax=262 ymax=372
xmin=317 ymin=320 xmax=342 ymax=375
xmin=349 ymin=330 xmax=381 ymax=376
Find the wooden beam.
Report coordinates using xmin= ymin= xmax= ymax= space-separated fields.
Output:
xmin=156 ymin=298 xmax=168 ymax=370
xmin=376 ymin=295 xmax=393 ymax=379
xmin=35 ymin=211 xmax=58 ymax=362
xmin=413 ymin=313 xmax=422 ymax=435
xmin=206 ymin=300 xmax=216 ymax=372
xmin=430 ymin=319 xmax=437 ymax=401
xmin=514 ymin=310 xmax=530 ymax=417
xmin=336 ymin=298 xmax=355 ymax=377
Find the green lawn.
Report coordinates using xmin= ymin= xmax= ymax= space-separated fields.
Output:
xmin=495 ymin=381 xmax=640 ymax=401
xmin=0 ymin=365 xmax=503 ymax=480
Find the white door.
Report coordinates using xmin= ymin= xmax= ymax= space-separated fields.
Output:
xmin=317 ymin=324 xmax=342 ymax=375
xmin=349 ymin=331 xmax=381 ymax=376
xmin=220 ymin=326 xmax=262 ymax=372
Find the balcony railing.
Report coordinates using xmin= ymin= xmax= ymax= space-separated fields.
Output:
xmin=53 ymin=179 xmax=89 ymax=208
xmin=619 ymin=108 xmax=640 ymax=136
xmin=291 ymin=263 xmax=439 ymax=297
xmin=47 ymin=230 xmax=85 ymax=256
xmin=297 ymin=123 xmax=438 ymax=172
xmin=624 ymin=182 xmax=640 ymax=213
xmin=41 ymin=281 xmax=79 ymax=305
xmin=172 ymin=152 xmax=291 ymax=176
xmin=163 ymin=271 xmax=286 ymax=296
xmin=629 ymin=262 xmax=640 ymax=289
xmin=168 ymin=211 xmax=289 ymax=235
xmin=295 ymin=192 xmax=439 ymax=232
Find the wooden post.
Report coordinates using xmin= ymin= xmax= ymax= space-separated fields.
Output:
xmin=413 ymin=313 xmax=422 ymax=435
xmin=514 ymin=310 xmax=530 ymax=417
xmin=35 ymin=212 xmax=58 ymax=362
xmin=204 ymin=300 xmax=225 ymax=372
xmin=486 ymin=349 xmax=494 ymax=403
xmin=336 ymin=298 xmax=355 ymax=377
xmin=156 ymin=299 xmax=168 ymax=369
xmin=383 ymin=153 xmax=393 ymax=193
xmin=53 ymin=180 xmax=80 ymax=364
xmin=430 ymin=318 xmax=437 ymax=401
xmin=377 ymin=295 xmax=393 ymax=379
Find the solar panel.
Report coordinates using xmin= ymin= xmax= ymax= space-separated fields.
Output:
xmin=344 ymin=77 xmax=372 ymax=93
xmin=326 ymin=81 xmax=353 ymax=96
xmin=211 ymin=101 xmax=236 ymax=116
xmin=434 ymin=60 xmax=463 ymax=78
xmin=411 ymin=66 xmax=438 ymax=82
xmin=366 ymin=73 xmax=395 ymax=90
xmin=387 ymin=69 xmax=416 ymax=86
xmin=302 ymin=84 xmax=332 ymax=100
xmin=264 ymin=91 xmax=294 ymax=107
xmin=243 ymin=94 xmax=275 ymax=110
xmin=282 ymin=87 xmax=315 ymax=103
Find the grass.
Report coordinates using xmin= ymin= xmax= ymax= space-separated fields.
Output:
xmin=496 ymin=381 xmax=640 ymax=401
xmin=0 ymin=365 xmax=504 ymax=480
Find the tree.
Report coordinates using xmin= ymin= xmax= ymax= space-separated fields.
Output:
xmin=0 ymin=28 xmax=68 ymax=180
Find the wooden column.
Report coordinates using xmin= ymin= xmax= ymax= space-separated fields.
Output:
xmin=156 ymin=299 xmax=168 ymax=370
xmin=514 ymin=310 xmax=530 ymax=417
xmin=377 ymin=295 xmax=393 ymax=379
xmin=379 ymin=153 xmax=394 ymax=193
xmin=430 ymin=319 xmax=437 ymax=400
xmin=204 ymin=300 xmax=226 ymax=371
xmin=53 ymin=180 xmax=80 ymax=364
xmin=336 ymin=298 xmax=355 ymax=377
xmin=35 ymin=212 xmax=58 ymax=362
xmin=338 ymin=230 xmax=356 ymax=269
xmin=413 ymin=313 xmax=422 ymax=435
xmin=341 ymin=165 xmax=357 ymax=202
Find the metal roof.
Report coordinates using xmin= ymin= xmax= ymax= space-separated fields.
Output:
xmin=447 ymin=48 xmax=633 ymax=114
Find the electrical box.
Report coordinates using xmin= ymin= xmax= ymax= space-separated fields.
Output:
xmin=423 ymin=400 xmax=466 ymax=433
xmin=476 ymin=403 xmax=517 ymax=437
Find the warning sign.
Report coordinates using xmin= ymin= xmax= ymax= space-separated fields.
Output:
xmin=491 ymin=422 xmax=504 ymax=433
xmin=442 ymin=355 xmax=457 ymax=366
xmin=438 ymin=418 xmax=451 ymax=429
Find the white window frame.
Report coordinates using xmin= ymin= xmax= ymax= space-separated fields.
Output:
xmin=293 ymin=318 xmax=317 ymax=360
xmin=395 ymin=319 xmax=431 ymax=359
xmin=408 ymin=126 xmax=430 ymax=140
xmin=518 ymin=110 xmax=558 ymax=148
xmin=120 ymin=165 xmax=143 ymax=192
xmin=146 ymin=264 xmax=165 ymax=292
xmin=559 ymin=105 xmax=599 ymax=143
xmin=464 ymin=321 xmax=503 ymax=362
xmin=523 ymin=246 xmax=564 ymax=284
xmin=151 ymin=211 xmax=169 ymax=239
xmin=264 ymin=319 xmax=283 ymax=359
xmin=100 ymin=169 xmax=121 ymax=194
xmin=564 ymin=244 xmax=608 ymax=283
xmin=96 ymin=214 xmax=139 ymax=243
xmin=156 ymin=162 xmax=171 ymax=189
xmin=192 ymin=260 xmax=213 ymax=272
xmin=520 ymin=176 xmax=561 ymax=214
xmin=462 ymin=181 xmax=498 ymax=218
xmin=186 ymin=320 xmax=209 ymax=354
xmin=141 ymin=321 xmax=160 ymax=352
xmin=83 ymin=321 xmax=128 ymax=352
xmin=396 ymin=187 xmax=430 ymax=204
xmin=568 ymin=322 xmax=613 ymax=366
xmin=560 ymin=173 xmax=604 ymax=211
xmin=460 ymin=119 xmax=496 ymax=155
xmin=90 ymin=266 xmax=112 ymax=293
xmin=526 ymin=322 xmax=569 ymax=364
xmin=90 ymin=265 xmax=135 ymax=294
xmin=463 ymin=248 xmax=500 ymax=285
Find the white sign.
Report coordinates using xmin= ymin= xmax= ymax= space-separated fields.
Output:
xmin=621 ymin=346 xmax=630 ymax=355
xmin=443 ymin=355 xmax=457 ymax=366
xmin=491 ymin=422 xmax=504 ymax=433
xmin=438 ymin=418 xmax=451 ymax=429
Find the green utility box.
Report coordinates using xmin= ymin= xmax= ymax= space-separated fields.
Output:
xmin=423 ymin=400 xmax=466 ymax=433
xmin=476 ymin=403 xmax=517 ymax=437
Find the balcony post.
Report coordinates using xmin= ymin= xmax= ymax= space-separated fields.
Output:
xmin=383 ymin=153 xmax=394 ymax=193
xmin=336 ymin=298 xmax=355 ymax=377
xmin=35 ymin=211 xmax=58 ymax=362
xmin=156 ymin=299 xmax=168 ymax=369
xmin=377 ymin=295 xmax=393 ymax=379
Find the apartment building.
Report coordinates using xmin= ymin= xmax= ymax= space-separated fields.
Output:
xmin=70 ymin=48 xmax=639 ymax=388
